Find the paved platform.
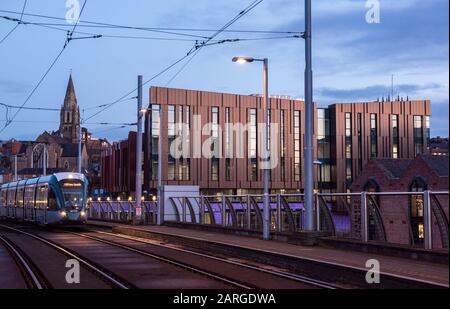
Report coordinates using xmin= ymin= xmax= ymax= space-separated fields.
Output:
xmin=88 ymin=221 xmax=449 ymax=287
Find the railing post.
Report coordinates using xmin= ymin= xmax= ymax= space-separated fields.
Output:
xmin=182 ymin=198 xmax=187 ymax=223
xmin=423 ymin=190 xmax=432 ymax=250
xmin=222 ymin=195 xmax=227 ymax=227
xmin=246 ymin=194 xmax=251 ymax=230
xmin=199 ymin=196 xmax=204 ymax=224
xmin=276 ymin=194 xmax=282 ymax=233
xmin=315 ymin=193 xmax=321 ymax=232
xmin=361 ymin=192 xmax=368 ymax=242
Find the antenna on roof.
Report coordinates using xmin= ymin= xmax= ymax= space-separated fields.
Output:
xmin=391 ymin=74 xmax=394 ymax=101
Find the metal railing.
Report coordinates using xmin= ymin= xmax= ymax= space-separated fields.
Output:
xmin=164 ymin=191 xmax=449 ymax=250
xmin=86 ymin=190 xmax=449 ymax=250
xmin=88 ymin=200 xmax=156 ymax=224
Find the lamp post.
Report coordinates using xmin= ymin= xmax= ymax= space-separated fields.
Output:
xmin=232 ymin=56 xmax=271 ymax=240
xmin=304 ymin=0 xmax=314 ymax=231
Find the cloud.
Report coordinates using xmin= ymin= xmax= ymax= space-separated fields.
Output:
xmin=317 ymin=83 xmax=442 ymax=101
xmin=0 ymin=79 xmax=30 ymax=95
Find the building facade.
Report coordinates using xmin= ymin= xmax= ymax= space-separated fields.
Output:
xmin=350 ymin=155 xmax=448 ymax=249
xmin=323 ymin=99 xmax=431 ymax=194
xmin=101 ymin=86 xmax=431 ymax=198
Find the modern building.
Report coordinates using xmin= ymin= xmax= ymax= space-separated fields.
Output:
xmin=321 ymin=99 xmax=431 ymax=194
xmin=101 ymin=86 xmax=431 ymax=198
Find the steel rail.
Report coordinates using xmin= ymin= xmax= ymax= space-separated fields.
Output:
xmin=0 ymin=224 xmax=130 ymax=289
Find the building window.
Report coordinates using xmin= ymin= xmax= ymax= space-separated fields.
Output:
xmin=317 ymin=109 xmax=331 ymax=187
xmin=248 ymin=108 xmax=258 ymax=181
xmin=413 ymin=116 xmax=423 ymax=157
xmin=357 ymin=113 xmax=363 ymax=171
xmin=392 ymin=115 xmax=399 ymax=158
xmin=150 ymin=105 xmax=160 ymax=181
xmin=225 ymin=107 xmax=232 ymax=181
xmin=410 ymin=177 xmax=427 ymax=246
xmin=370 ymin=114 xmax=377 ymax=158
xmin=211 ymin=107 xmax=219 ymax=181
xmin=184 ymin=106 xmax=191 ymax=181
xmin=280 ymin=110 xmax=286 ymax=182
xmin=294 ymin=110 xmax=301 ymax=182
xmin=168 ymin=105 xmax=176 ymax=180
xmin=425 ymin=116 xmax=430 ymax=151
xmin=345 ymin=113 xmax=352 ymax=186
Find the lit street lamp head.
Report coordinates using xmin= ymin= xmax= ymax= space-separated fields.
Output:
xmin=232 ymin=56 xmax=255 ymax=64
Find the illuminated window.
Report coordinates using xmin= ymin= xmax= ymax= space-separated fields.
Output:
xmin=392 ymin=115 xmax=399 ymax=158
xmin=418 ymin=224 xmax=425 ymax=239
xmin=370 ymin=114 xmax=377 ymax=158
xmin=249 ymin=108 xmax=258 ymax=181
xmin=184 ymin=106 xmax=191 ymax=181
xmin=211 ymin=107 xmax=219 ymax=181
xmin=410 ymin=177 xmax=427 ymax=246
xmin=168 ymin=105 xmax=176 ymax=180
xmin=280 ymin=110 xmax=286 ymax=182
xmin=345 ymin=113 xmax=352 ymax=186
xmin=225 ymin=107 xmax=232 ymax=181
xmin=294 ymin=110 xmax=301 ymax=182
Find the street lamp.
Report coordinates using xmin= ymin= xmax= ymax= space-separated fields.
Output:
xmin=233 ymin=56 xmax=271 ymax=240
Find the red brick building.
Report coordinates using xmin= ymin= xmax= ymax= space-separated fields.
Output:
xmin=351 ymin=155 xmax=449 ymax=249
xmin=101 ymin=131 xmax=138 ymax=196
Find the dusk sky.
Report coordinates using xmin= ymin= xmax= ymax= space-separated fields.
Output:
xmin=0 ymin=0 xmax=448 ymax=142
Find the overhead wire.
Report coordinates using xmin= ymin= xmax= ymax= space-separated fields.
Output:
xmin=0 ymin=9 xmax=300 ymax=36
xmin=165 ymin=0 xmax=265 ymax=86
xmin=0 ymin=1 xmax=91 ymax=134
xmin=0 ymin=0 xmax=27 ymax=46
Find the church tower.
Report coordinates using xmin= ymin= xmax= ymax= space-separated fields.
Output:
xmin=59 ymin=74 xmax=80 ymax=143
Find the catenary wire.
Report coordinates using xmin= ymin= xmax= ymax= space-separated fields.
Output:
xmin=0 ymin=0 xmax=27 ymax=46
xmin=0 ymin=1 xmax=90 ymax=134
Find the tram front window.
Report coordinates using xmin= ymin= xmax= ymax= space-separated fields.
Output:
xmin=60 ymin=180 xmax=85 ymax=210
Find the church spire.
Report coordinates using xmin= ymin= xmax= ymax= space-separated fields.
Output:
xmin=64 ymin=74 xmax=78 ymax=108
xmin=59 ymin=74 xmax=80 ymax=143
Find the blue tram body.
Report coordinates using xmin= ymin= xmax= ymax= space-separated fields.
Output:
xmin=0 ymin=173 xmax=88 ymax=225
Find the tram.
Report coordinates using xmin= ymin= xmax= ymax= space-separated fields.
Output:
xmin=0 ymin=173 xmax=88 ymax=225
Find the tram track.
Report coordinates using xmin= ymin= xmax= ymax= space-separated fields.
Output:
xmin=94 ymin=230 xmax=340 ymax=289
xmin=0 ymin=224 xmax=131 ymax=289
xmin=0 ymin=234 xmax=46 ymax=289
xmin=64 ymin=229 xmax=337 ymax=289
xmin=1 ymin=223 xmax=246 ymax=289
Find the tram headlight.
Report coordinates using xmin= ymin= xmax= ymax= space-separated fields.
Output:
xmin=80 ymin=211 xmax=86 ymax=217
xmin=60 ymin=211 xmax=67 ymax=217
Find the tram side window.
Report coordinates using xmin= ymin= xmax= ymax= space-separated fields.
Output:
xmin=24 ymin=186 xmax=35 ymax=209
xmin=0 ymin=189 xmax=5 ymax=206
xmin=35 ymin=186 xmax=48 ymax=210
xmin=17 ymin=187 xmax=24 ymax=208
xmin=48 ymin=187 xmax=58 ymax=211
xmin=7 ymin=189 xmax=15 ymax=207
